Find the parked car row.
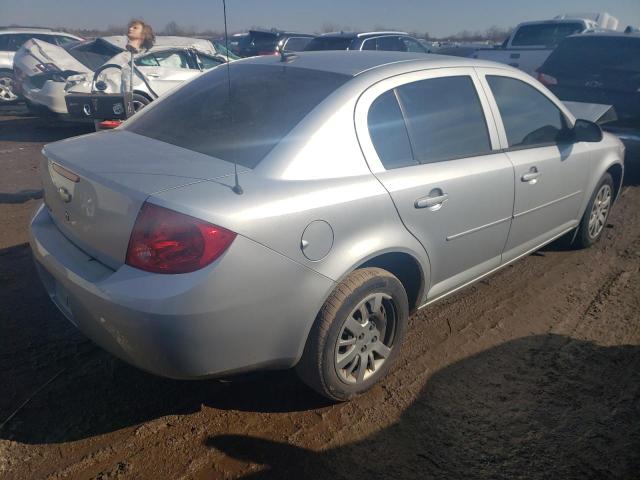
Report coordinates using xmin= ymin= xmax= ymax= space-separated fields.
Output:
xmin=13 ymin=35 xmax=229 ymax=121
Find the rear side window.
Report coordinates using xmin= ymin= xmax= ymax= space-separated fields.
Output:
xmin=511 ymin=22 xmax=583 ymax=47
xmin=305 ymin=37 xmax=353 ymax=51
xmin=126 ymin=64 xmax=350 ymax=168
xmin=0 ymin=35 xmax=8 ymax=51
xmin=395 ymin=76 xmax=492 ymax=164
xmin=487 ymin=75 xmax=567 ymax=148
xmin=368 ymin=90 xmax=416 ymax=169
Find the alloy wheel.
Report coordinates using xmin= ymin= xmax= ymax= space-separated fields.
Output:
xmin=588 ymin=184 xmax=611 ymax=239
xmin=335 ymin=292 xmax=397 ymax=384
xmin=0 ymin=76 xmax=18 ymax=102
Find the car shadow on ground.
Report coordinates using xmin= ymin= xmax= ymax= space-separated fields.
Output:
xmin=0 ymin=105 xmax=93 ymax=143
xmin=206 ymin=334 xmax=640 ymax=479
xmin=0 ymin=244 xmax=330 ymax=445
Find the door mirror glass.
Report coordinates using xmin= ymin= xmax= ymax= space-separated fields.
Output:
xmin=573 ymin=119 xmax=603 ymax=143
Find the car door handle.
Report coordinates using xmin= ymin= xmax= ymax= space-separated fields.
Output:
xmin=415 ymin=192 xmax=449 ymax=209
xmin=521 ymin=168 xmax=540 ymax=183
xmin=146 ymin=73 xmax=161 ymax=78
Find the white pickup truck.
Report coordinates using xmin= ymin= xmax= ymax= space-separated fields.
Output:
xmin=473 ymin=13 xmax=619 ymax=76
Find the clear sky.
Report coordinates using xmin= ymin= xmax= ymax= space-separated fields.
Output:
xmin=1 ymin=0 xmax=639 ymax=37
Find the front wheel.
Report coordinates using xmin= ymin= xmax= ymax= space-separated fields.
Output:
xmin=573 ymin=173 xmax=614 ymax=249
xmin=296 ymin=268 xmax=409 ymax=401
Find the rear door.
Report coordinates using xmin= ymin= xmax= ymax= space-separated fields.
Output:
xmin=135 ymin=49 xmax=200 ymax=96
xmin=477 ymin=67 xmax=591 ymax=262
xmin=355 ymin=68 xmax=514 ymax=300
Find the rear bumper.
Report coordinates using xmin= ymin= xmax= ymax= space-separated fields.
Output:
xmin=23 ymin=79 xmax=68 ymax=114
xmin=29 ymin=204 xmax=334 ymax=379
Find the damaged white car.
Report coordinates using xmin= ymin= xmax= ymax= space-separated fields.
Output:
xmin=13 ymin=35 xmax=232 ymax=119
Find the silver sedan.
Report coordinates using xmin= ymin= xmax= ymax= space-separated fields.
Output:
xmin=30 ymin=51 xmax=624 ymax=400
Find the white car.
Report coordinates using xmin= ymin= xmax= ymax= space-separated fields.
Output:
xmin=13 ymin=35 xmax=228 ymax=118
xmin=0 ymin=27 xmax=82 ymax=102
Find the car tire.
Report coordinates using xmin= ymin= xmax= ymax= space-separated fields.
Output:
xmin=0 ymin=69 xmax=18 ymax=103
xmin=573 ymin=173 xmax=614 ymax=249
xmin=132 ymin=93 xmax=151 ymax=113
xmin=296 ymin=267 xmax=409 ymax=401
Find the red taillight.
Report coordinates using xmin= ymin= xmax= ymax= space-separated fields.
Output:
xmin=35 ymin=63 xmax=61 ymax=73
xmin=536 ymin=72 xmax=557 ymax=86
xmin=126 ymin=203 xmax=236 ymax=274
xmin=97 ymin=120 xmax=122 ymax=129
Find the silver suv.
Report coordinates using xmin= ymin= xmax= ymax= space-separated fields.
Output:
xmin=0 ymin=27 xmax=81 ymax=102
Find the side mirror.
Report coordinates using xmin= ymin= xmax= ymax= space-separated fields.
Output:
xmin=573 ymin=119 xmax=603 ymax=143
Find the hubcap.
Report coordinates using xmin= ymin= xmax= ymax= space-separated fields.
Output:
xmin=335 ymin=292 xmax=396 ymax=384
xmin=0 ymin=76 xmax=18 ymax=102
xmin=588 ymin=184 xmax=611 ymax=239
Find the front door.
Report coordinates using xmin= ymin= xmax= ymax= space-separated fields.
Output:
xmin=477 ymin=69 xmax=591 ymax=262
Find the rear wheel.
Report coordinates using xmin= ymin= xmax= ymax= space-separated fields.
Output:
xmin=573 ymin=173 xmax=614 ymax=249
xmin=0 ymin=70 xmax=18 ymax=103
xmin=296 ymin=268 xmax=409 ymax=401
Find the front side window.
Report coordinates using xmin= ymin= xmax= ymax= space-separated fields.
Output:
xmin=487 ymin=75 xmax=567 ymax=148
xmin=56 ymin=35 xmax=78 ymax=46
xmin=395 ymin=76 xmax=492 ymax=164
xmin=283 ymin=37 xmax=311 ymax=51
xmin=401 ymin=37 xmax=427 ymax=53
xmin=153 ymin=50 xmax=191 ymax=69
xmin=362 ymin=36 xmax=405 ymax=52
xmin=368 ymin=90 xmax=416 ymax=169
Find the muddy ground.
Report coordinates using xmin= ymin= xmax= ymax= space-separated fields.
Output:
xmin=0 ymin=104 xmax=639 ymax=479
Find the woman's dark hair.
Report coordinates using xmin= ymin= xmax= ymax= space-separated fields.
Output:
xmin=128 ymin=19 xmax=155 ymax=50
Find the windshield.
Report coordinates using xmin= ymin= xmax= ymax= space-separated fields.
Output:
xmin=126 ymin=63 xmax=350 ymax=168
xmin=511 ymin=22 xmax=583 ymax=47
xmin=64 ymin=38 xmax=123 ymax=70
xmin=305 ymin=37 xmax=353 ymax=51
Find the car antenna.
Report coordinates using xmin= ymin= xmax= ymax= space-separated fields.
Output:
xmin=222 ymin=0 xmax=243 ymax=195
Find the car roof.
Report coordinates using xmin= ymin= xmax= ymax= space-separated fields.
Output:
xmin=239 ymin=50 xmax=501 ymax=77
xmin=0 ymin=28 xmax=80 ymax=37
xmin=565 ymin=31 xmax=640 ymax=40
xmin=316 ymin=31 xmax=409 ymax=40
xmin=100 ymin=35 xmax=215 ymax=53
xmin=248 ymin=29 xmax=314 ymax=37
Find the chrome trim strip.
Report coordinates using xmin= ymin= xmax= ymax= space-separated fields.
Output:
xmin=513 ymin=190 xmax=582 ymax=219
xmin=446 ymin=216 xmax=512 ymax=241
xmin=420 ymin=224 xmax=577 ymax=309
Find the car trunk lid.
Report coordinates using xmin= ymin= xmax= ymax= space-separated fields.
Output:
xmin=41 ymin=130 xmax=247 ymax=270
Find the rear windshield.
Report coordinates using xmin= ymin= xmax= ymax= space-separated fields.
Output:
xmin=511 ymin=22 xmax=583 ymax=47
xmin=64 ymin=38 xmax=123 ymax=70
xmin=126 ymin=64 xmax=350 ymax=168
xmin=305 ymin=37 xmax=353 ymax=51
xmin=542 ymin=36 xmax=640 ymax=76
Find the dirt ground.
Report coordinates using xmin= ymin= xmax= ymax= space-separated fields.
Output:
xmin=1 ymin=103 xmax=639 ymax=480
